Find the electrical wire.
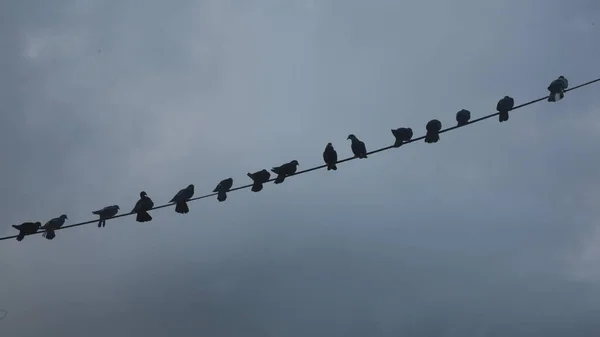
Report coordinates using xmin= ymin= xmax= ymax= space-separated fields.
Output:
xmin=1 ymin=77 xmax=599 ymax=242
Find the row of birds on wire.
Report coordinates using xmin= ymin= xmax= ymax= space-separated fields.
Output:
xmin=5 ymin=75 xmax=580 ymax=242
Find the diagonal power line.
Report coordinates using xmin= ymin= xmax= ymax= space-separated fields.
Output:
xmin=1 ymin=77 xmax=599 ymax=242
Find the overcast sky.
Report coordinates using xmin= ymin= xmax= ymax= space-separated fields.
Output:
xmin=1 ymin=0 xmax=600 ymax=336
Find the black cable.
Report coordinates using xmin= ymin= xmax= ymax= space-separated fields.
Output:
xmin=2 ymin=77 xmax=599 ymax=242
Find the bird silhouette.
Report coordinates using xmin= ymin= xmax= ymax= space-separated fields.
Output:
xmin=247 ymin=169 xmax=271 ymax=192
xmin=323 ymin=143 xmax=338 ymax=170
xmin=12 ymin=222 xmax=41 ymax=242
xmin=391 ymin=128 xmax=413 ymax=148
xmin=170 ymin=184 xmax=195 ymax=214
xmin=547 ymin=76 xmax=568 ymax=102
xmin=456 ymin=109 xmax=471 ymax=127
xmin=213 ymin=178 xmax=234 ymax=202
xmin=271 ymin=160 xmax=299 ymax=184
xmin=496 ymin=96 xmax=514 ymax=122
xmin=92 ymin=205 xmax=120 ymax=228
xmin=132 ymin=191 xmax=154 ymax=222
xmin=41 ymin=214 xmax=68 ymax=240
xmin=347 ymin=134 xmax=367 ymax=158
xmin=425 ymin=119 xmax=442 ymax=143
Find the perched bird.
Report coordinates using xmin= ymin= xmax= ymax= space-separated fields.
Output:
xmin=247 ymin=169 xmax=271 ymax=192
xmin=391 ymin=127 xmax=413 ymax=148
xmin=323 ymin=143 xmax=338 ymax=170
xmin=213 ymin=178 xmax=234 ymax=202
xmin=12 ymin=222 xmax=41 ymax=242
xmin=170 ymin=184 xmax=195 ymax=214
xmin=132 ymin=191 xmax=154 ymax=222
xmin=496 ymin=96 xmax=514 ymax=122
xmin=456 ymin=109 xmax=471 ymax=127
xmin=41 ymin=214 xmax=68 ymax=240
xmin=425 ymin=119 xmax=442 ymax=143
xmin=92 ymin=205 xmax=120 ymax=228
xmin=347 ymin=134 xmax=367 ymax=158
xmin=547 ymin=76 xmax=568 ymax=102
xmin=271 ymin=160 xmax=299 ymax=184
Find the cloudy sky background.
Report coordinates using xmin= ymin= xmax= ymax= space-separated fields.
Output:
xmin=1 ymin=0 xmax=600 ymax=335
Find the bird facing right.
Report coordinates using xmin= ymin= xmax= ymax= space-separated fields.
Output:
xmin=170 ymin=184 xmax=195 ymax=214
xmin=271 ymin=160 xmax=299 ymax=184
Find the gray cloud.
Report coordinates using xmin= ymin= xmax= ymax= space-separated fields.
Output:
xmin=1 ymin=0 xmax=600 ymax=336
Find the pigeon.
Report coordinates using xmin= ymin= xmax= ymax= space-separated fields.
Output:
xmin=347 ymin=134 xmax=367 ymax=158
xmin=456 ymin=109 xmax=471 ymax=127
xmin=132 ymin=191 xmax=154 ymax=222
xmin=425 ymin=119 xmax=442 ymax=143
xmin=391 ymin=127 xmax=413 ymax=148
xmin=93 ymin=205 xmax=120 ymax=228
xmin=213 ymin=178 xmax=233 ymax=202
xmin=247 ymin=169 xmax=271 ymax=192
xmin=271 ymin=160 xmax=299 ymax=184
xmin=12 ymin=222 xmax=41 ymax=242
xmin=496 ymin=96 xmax=514 ymax=122
xmin=323 ymin=143 xmax=338 ymax=170
xmin=170 ymin=184 xmax=195 ymax=214
xmin=547 ymin=76 xmax=568 ymax=102
xmin=40 ymin=214 xmax=68 ymax=240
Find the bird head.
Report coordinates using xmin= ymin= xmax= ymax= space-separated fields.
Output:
xmin=114 ymin=205 xmax=120 ymax=210
xmin=347 ymin=134 xmax=356 ymax=140
xmin=60 ymin=214 xmax=68 ymax=220
xmin=34 ymin=222 xmax=41 ymax=228
xmin=326 ymin=142 xmax=332 ymax=147
xmin=290 ymin=160 xmax=299 ymax=166
xmin=188 ymin=184 xmax=194 ymax=190
xmin=140 ymin=191 xmax=147 ymax=197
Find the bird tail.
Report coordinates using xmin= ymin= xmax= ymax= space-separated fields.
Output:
xmin=327 ymin=163 xmax=337 ymax=170
xmin=360 ymin=154 xmax=368 ymax=158
xmin=136 ymin=211 xmax=152 ymax=222
xmin=251 ymin=182 xmax=263 ymax=192
xmin=548 ymin=94 xmax=556 ymax=102
xmin=92 ymin=210 xmax=101 ymax=215
xmin=97 ymin=220 xmax=102 ymax=228
xmin=425 ymin=133 xmax=439 ymax=143
xmin=217 ymin=191 xmax=227 ymax=202
xmin=16 ymin=232 xmax=25 ymax=241
xmin=499 ymin=111 xmax=509 ymax=122
xmin=393 ymin=139 xmax=403 ymax=148
xmin=12 ymin=225 xmax=19 ymax=230
xmin=175 ymin=202 xmax=189 ymax=214
xmin=271 ymin=168 xmax=281 ymax=175
xmin=247 ymin=172 xmax=254 ymax=179
xmin=44 ymin=229 xmax=56 ymax=240
xmin=274 ymin=174 xmax=285 ymax=184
